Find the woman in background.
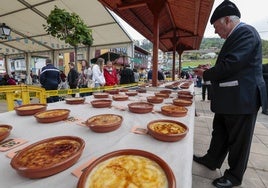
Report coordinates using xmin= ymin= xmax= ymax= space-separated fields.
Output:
xmin=92 ymin=58 xmax=106 ymax=87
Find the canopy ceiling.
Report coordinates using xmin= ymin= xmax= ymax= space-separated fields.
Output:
xmin=98 ymin=0 xmax=215 ymax=53
xmin=0 ymin=0 xmax=133 ymax=57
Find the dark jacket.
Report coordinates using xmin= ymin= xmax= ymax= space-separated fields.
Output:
xmin=40 ymin=64 xmax=60 ymax=90
xmin=203 ymin=23 xmax=267 ymax=114
xmin=67 ymin=68 xmax=79 ymax=88
xmin=120 ymin=67 xmax=135 ymax=84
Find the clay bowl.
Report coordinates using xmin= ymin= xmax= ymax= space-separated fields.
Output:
xmin=65 ymin=97 xmax=85 ymax=105
xmin=178 ymin=93 xmax=193 ymax=100
xmin=155 ymin=92 xmax=169 ymax=98
xmin=93 ymin=92 xmax=109 ymax=99
xmin=173 ymin=98 xmax=193 ymax=107
xmin=136 ymin=88 xmax=147 ymax=93
xmin=128 ymin=102 xmax=154 ymax=114
xmin=34 ymin=109 xmax=70 ymax=123
xmin=159 ymin=89 xmax=172 ymax=94
xmin=161 ymin=105 xmax=188 ymax=117
xmin=165 ymin=85 xmax=178 ymax=90
xmin=125 ymin=91 xmax=138 ymax=96
xmin=85 ymin=114 xmax=123 ymax=133
xmin=91 ymin=99 xmax=112 ymax=108
xmin=147 ymin=119 xmax=188 ymax=142
xmin=178 ymin=90 xmax=192 ymax=96
xmin=106 ymin=89 xmax=119 ymax=95
xmin=112 ymin=94 xmax=129 ymax=101
xmin=146 ymin=96 xmax=164 ymax=104
xmin=10 ymin=136 xmax=85 ymax=179
xmin=0 ymin=124 xmax=13 ymax=142
xmin=77 ymin=149 xmax=176 ymax=188
xmin=119 ymin=88 xmax=129 ymax=92
xmin=14 ymin=104 xmax=47 ymax=116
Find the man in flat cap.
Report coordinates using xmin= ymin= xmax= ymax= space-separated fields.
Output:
xmin=193 ymin=0 xmax=267 ymax=187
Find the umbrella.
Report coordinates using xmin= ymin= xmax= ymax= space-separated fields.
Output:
xmin=90 ymin=52 xmax=121 ymax=64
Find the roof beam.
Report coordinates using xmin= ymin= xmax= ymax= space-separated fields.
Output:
xmin=116 ymin=1 xmax=147 ymax=10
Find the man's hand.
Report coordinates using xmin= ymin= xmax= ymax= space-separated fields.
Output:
xmin=193 ymin=68 xmax=205 ymax=77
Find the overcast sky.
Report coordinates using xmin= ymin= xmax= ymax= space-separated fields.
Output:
xmin=118 ymin=0 xmax=268 ymax=40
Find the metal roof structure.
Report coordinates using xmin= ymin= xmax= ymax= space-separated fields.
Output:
xmin=0 ymin=0 xmax=133 ymax=57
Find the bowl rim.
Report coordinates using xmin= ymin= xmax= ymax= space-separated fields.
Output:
xmin=0 ymin=124 xmax=13 ymax=131
xmin=34 ymin=109 xmax=70 ymax=119
xmin=10 ymin=136 xmax=85 ymax=178
xmin=86 ymin=114 xmax=123 ymax=128
xmin=0 ymin=124 xmax=13 ymax=141
xmin=14 ymin=103 xmax=47 ymax=111
xmin=65 ymin=97 xmax=85 ymax=101
xmin=77 ymin=149 xmax=176 ymax=188
xmin=128 ymin=101 xmax=154 ymax=108
xmin=147 ymin=119 xmax=189 ymax=137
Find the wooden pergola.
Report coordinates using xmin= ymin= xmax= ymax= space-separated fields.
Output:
xmin=98 ymin=0 xmax=215 ymax=86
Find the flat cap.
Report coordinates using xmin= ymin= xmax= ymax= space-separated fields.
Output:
xmin=210 ymin=0 xmax=241 ymax=24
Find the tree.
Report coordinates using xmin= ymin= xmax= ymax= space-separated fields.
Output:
xmin=43 ymin=6 xmax=93 ymax=66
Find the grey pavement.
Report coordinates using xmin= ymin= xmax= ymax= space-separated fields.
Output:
xmin=193 ymin=87 xmax=268 ymax=188
xmin=1 ymin=87 xmax=268 ymax=188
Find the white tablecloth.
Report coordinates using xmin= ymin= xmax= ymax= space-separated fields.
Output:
xmin=0 ymin=86 xmax=195 ymax=188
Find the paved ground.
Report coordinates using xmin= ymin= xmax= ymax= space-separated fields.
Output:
xmin=1 ymin=87 xmax=268 ymax=188
xmin=193 ymin=87 xmax=268 ymax=188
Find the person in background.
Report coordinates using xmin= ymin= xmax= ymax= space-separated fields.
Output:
xmin=92 ymin=58 xmax=106 ymax=87
xmin=78 ymin=59 xmax=93 ymax=96
xmin=133 ymin=68 xmax=140 ymax=83
xmin=120 ymin=64 xmax=135 ymax=84
xmin=58 ymin=70 xmax=68 ymax=89
xmin=40 ymin=58 xmax=61 ymax=103
xmin=67 ymin=62 xmax=79 ymax=97
xmin=193 ymin=1 xmax=267 ymax=187
xmin=201 ymin=78 xmax=211 ymax=101
xmin=103 ymin=60 xmax=118 ymax=86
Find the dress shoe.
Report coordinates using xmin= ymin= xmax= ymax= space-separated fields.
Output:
xmin=193 ymin=155 xmax=216 ymax=170
xmin=212 ymin=176 xmax=233 ymax=188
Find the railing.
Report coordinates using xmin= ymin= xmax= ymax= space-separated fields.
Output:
xmin=0 ymin=83 xmax=140 ymax=111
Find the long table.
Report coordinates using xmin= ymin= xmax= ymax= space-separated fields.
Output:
xmin=0 ymin=85 xmax=195 ymax=188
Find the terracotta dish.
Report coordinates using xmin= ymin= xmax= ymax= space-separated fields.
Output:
xmin=125 ymin=91 xmax=138 ymax=96
xmin=161 ymin=105 xmax=188 ymax=117
xmin=155 ymin=92 xmax=169 ymax=98
xmin=146 ymin=96 xmax=164 ymax=104
xmin=91 ymin=99 xmax=112 ymax=108
xmin=128 ymin=102 xmax=154 ymax=114
xmin=178 ymin=93 xmax=193 ymax=100
xmin=112 ymin=94 xmax=129 ymax=101
xmin=136 ymin=88 xmax=147 ymax=93
xmin=77 ymin=149 xmax=176 ymax=188
xmin=10 ymin=136 xmax=85 ymax=179
xmin=147 ymin=119 xmax=188 ymax=142
xmin=173 ymin=98 xmax=193 ymax=106
xmin=165 ymin=84 xmax=178 ymax=90
xmin=65 ymin=97 xmax=85 ymax=104
xmin=106 ymin=89 xmax=119 ymax=95
xmin=0 ymin=124 xmax=13 ymax=142
xmin=178 ymin=90 xmax=192 ymax=96
xmin=93 ymin=92 xmax=109 ymax=98
xmin=86 ymin=114 xmax=123 ymax=133
xmin=34 ymin=109 xmax=70 ymax=123
xmin=159 ymin=89 xmax=172 ymax=94
xmin=14 ymin=104 xmax=47 ymax=116
xmin=119 ymin=88 xmax=128 ymax=92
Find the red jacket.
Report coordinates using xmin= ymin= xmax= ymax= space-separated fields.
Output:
xmin=104 ymin=67 xmax=118 ymax=86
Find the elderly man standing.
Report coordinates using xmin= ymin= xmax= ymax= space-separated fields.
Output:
xmin=193 ymin=1 xmax=267 ymax=187
xmin=40 ymin=58 xmax=61 ymax=103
